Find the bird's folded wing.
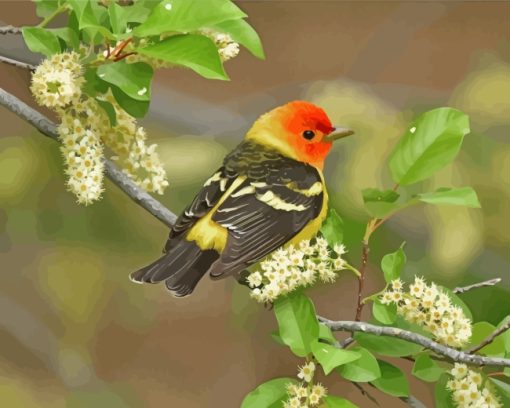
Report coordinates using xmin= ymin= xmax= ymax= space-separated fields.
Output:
xmin=209 ymin=179 xmax=324 ymax=277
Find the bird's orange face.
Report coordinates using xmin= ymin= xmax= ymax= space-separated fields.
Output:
xmin=246 ymin=101 xmax=353 ymax=169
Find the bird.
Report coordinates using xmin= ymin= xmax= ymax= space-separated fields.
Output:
xmin=130 ymin=101 xmax=354 ymax=297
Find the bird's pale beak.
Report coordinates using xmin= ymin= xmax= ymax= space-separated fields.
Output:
xmin=324 ymin=126 xmax=355 ymax=142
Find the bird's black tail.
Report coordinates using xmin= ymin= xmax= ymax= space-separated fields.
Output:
xmin=130 ymin=240 xmax=219 ymax=297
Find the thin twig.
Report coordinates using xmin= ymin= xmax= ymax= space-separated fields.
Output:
xmin=0 ymin=25 xmax=22 ymax=35
xmin=318 ymin=317 xmax=510 ymax=367
xmin=0 ymin=87 xmax=178 ymax=227
xmin=0 ymin=55 xmax=36 ymax=71
xmin=354 ymin=239 xmax=369 ymax=321
xmin=466 ymin=317 xmax=510 ymax=354
xmin=453 ymin=278 xmax=502 ymax=294
xmin=400 ymin=395 xmax=427 ymax=408
xmin=352 ymin=382 xmax=379 ymax=406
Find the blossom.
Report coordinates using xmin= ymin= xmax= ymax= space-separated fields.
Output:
xmin=380 ymin=277 xmax=472 ymax=347
xmin=283 ymin=363 xmax=327 ymax=408
xmin=200 ymin=29 xmax=240 ymax=62
xmin=297 ymin=361 xmax=315 ymax=382
xmin=446 ymin=364 xmax=501 ymax=408
xmin=247 ymin=237 xmax=348 ymax=302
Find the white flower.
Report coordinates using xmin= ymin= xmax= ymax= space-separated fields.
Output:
xmin=247 ymin=271 xmax=262 ymax=288
xmin=447 ymin=364 xmax=501 ymax=408
xmin=297 ymin=362 xmax=315 ymax=382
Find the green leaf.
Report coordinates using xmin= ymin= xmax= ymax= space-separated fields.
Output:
xmin=389 ymin=107 xmax=470 ymax=185
xmin=82 ymin=68 xmax=109 ymax=97
xmin=22 ymin=27 xmax=61 ymax=57
xmin=418 ymin=187 xmax=481 ymax=208
xmin=111 ymin=86 xmax=150 ymax=118
xmin=362 ymin=188 xmax=400 ymax=218
xmin=371 ymin=360 xmax=409 ymax=397
xmin=412 ymin=353 xmax=444 ymax=382
xmin=320 ymin=209 xmax=343 ymax=246
xmin=213 ymin=18 xmax=265 ymax=59
xmin=353 ymin=331 xmax=423 ymax=357
xmin=137 ymin=34 xmax=228 ymax=80
xmin=467 ymin=322 xmax=506 ymax=356
xmin=273 ymin=292 xmax=319 ymax=357
xmin=434 ymin=374 xmax=456 ymax=408
xmin=49 ymin=27 xmax=80 ymax=51
xmin=336 ymin=346 xmax=381 ymax=382
xmin=323 ymin=395 xmax=359 ymax=408
xmin=134 ymin=0 xmax=246 ymax=37
xmin=319 ymin=323 xmax=337 ymax=344
xmin=108 ymin=1 xmax=153 ymax=35
xmin=97 ymin=61 xmax=153 ymax=101
xmin=34 ymin=0 xmax=60 ymax=18
xmin=381 ymin=244 xmax=406 ymax=284
xmin=498 ymin=316 xmax=510 ymax=355
xmin=95 ymin=99 xmax=117 ymax=126
xmin=311 ymin=340 xmax=361 ymax=375
xmin=490 ymin=378 xmax=510 ymax=406
xmin=241 ymin=377 xmax=296 ymax=408
xmin=372 ymin=299 xmax=397 ymax=325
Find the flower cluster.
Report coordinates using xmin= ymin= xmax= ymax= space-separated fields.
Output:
xmin=30 ymin=52 xmax=168 ymax=204
xmin=284 ymin=362 xmax=327 ymax=408
xmin=380 ymin=277 xmax=472 ymax=347
xmin=248 ymin=238 xmax=347 ymax=303
xmin=30 ymin=52 xmax=84 ymax=108
xmin=200 ymin=29 xmax=240 ymax=62
xmin=446 ymin=364 xmax=500 ymax=408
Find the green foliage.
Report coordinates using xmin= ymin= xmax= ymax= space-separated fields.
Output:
xmin=418 ymin=187 xmax=481 ymax=208
xmin=381 ymin=243 xmax=406 ymax=283
xmin=362 ymin=188 xmax=400 ymax=218
xmin=389 ymin=107 xmax=470 ymax=185
xmin=311 ymin=340 xmax=361 ymax=375
xmin=213 ymin=18 xmax=265 ymax=59
xmin=320 ymin=209 xmax=343 ymax=246
xmin=336 ymin=346 xmax=381 ymax=382
xmin=240 ymin=377 xmax=297 ymax=408
xmin=137 ymin=35 xmax=228 ymax=80
xmin=371 ymin=360 xmax=410 ymax=397
xmin=22 ymin=26 xmax=61 ymax=56
xmin=97 ymin=61 xmax=153 ymax=102
xmin=318 ymin=323 xmax=337 ymax=344
xmin=353 ymin=331 xmax=423 ymax=357
xmin=273 ymin=292 xmax=319 ymax=357
xmin=468 ymin=322 xmax=506 ymax=356
xmin=490 ymin=378 xmax=510 ymax=406
xmin=372 ymin=299 xmax=397 ymax=324
xmin=412 ymin=353 xmax=444 ymax=382
xmin=323 ymin=395 xmax=358 ymax=408
xmin=435 ymin=374 xmax=456 ymax=408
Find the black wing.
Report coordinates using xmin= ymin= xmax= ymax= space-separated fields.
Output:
xmin=208 ymin=143 xmax=324 ymax=277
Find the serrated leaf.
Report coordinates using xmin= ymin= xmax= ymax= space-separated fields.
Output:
xmin=22 ymin=27 xmax=61 ymax=57
xmin=435 ymin=374 xmax=456 ymax=408
xmin=354 ymin=331 xmax=423 ymax=357
xmin=412 ymin=353 xmax=444 ymax=382
xmin=389 ymin=107 xmax=470 ymax=185
xmin=137 ymin=34 xmax=228 ymax=80
xmin=320 ymin=209 xmax=343 ymax=246
xmin=241 ymin=377 xmax=297 ymax=408
xmin=311 ymin=340 xmax=361 ymax=375
xmin=111 ymin=86 xmax=149 ymax=118
xmin=381 ymin=244 xmax=406 ymax=284
xmin=97 ymin=61 xmax=153 ymax=102
xmin=336 ymin=346 xmax=380 ymax=382
xmin=371 ymin=360 xmax=409 ymax=397
xmin=213 ymin=18 xmax=265 ymax=59
xmin=273 ymin=292 xmax=319 ymax=357
xmin=467 ymin=322 xmax=506 ymax=356
xmin=372 ymin=300 xmax=397 ymax=324
xmin=418 ymin=187 xmax=481 ymax=208
xmin=134 ymin=0 xmax=246 ymax=37
xmin=323 ymin=395 xmax=358 ymax=408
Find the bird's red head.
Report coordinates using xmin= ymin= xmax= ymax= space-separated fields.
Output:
xmin=246 ymin=101 xmax=353 ymax=169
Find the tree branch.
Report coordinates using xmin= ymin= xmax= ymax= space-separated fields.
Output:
xmin=0 ymin=87 xmax=178 ymax=227
xmin=318 ymin=317 xmax=510 ymax=367
xmin=0 ymin=55 xmax=36 ymax=71
xmin=466 ymin=317 xmax=510 ymax=354
xmin=453 ymin=278 xmax=502 ymax=294
xmin=0 ymin=25 xmax=22 ymax=35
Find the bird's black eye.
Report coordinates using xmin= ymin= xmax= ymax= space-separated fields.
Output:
xmin=302 ymin=130 xmax=315 ymax=140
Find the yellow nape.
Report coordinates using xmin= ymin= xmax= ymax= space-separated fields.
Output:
xmin=186 ymin=176 xmax=247 ymax=252
xmin=287 ymin=171 xmax=328 ymax=246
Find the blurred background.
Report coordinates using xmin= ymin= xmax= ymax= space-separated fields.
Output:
xmin=1 ymin=1 xmax=510 ymax=407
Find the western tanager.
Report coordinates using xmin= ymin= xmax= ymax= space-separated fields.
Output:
xmin=130 ymin=101 xmax=353 ymax=296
